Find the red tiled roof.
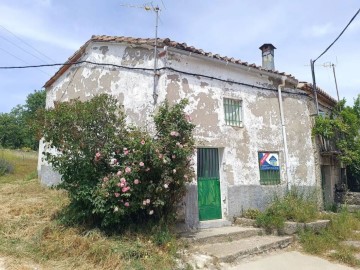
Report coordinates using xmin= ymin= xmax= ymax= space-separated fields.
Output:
xmin=44 ymin=35 xmax=297 ymax=88
xmin=298 ymin=82 xmax=337 ymax=107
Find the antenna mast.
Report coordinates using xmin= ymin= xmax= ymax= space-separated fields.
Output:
xmin=120 ymin=3 xmax=161 ymax=104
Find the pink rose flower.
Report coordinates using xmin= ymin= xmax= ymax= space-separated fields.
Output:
xmin=143 ymin=200 xmax=147 ymax=205
xmin=122 ymin=187 xmax=128 ymax=193
xmin=125 ymin=167 xmax=131 ymax=173
xmin=124 ymin=202 xmax=130 ymax=207
xmin=116 ymin=171 xmax=122 ymax=176
xmin=95 ymin=152 xmax=101 ymax=158
xmin=120 ymin=177 xmax=126 ymax=183
xmin=172 ymin=154 xmax=176 ymax=159
xmin=116 ymin=182 xmax=122 ymax=187
xmin=103 ymin=177 xmax=109 ymax=182
xmin=146 ymin=199 xmax=150 ymax=204
xmin=170 ymin=131 xmax=179 ymax=136
xmin=114 ymin=192 xmax=120 ymax=197
xmin=139 ymin=162 xmax=144 ymax=167
xmin=158 ymin=154 xmax=163 ymax=159
xmin=140 ymin=139 xmax=145 ymax=145
xmin=134 ymin=179 xmax=140 ymax=185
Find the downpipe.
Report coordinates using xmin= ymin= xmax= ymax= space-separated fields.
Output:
xmin=278 ymin=76 xmax=291 ymax=191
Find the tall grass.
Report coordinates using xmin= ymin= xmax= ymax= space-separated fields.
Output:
xmin=0 ymin=149 xmax=180 ymax=269
xmin=256 ymin=188 xmax=319 ymax=233
xmin=299 ymin=209 xmax=360 ymax=267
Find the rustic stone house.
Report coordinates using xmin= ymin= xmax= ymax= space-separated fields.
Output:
xmin=38 ymin=35 xmax=339 ymax=229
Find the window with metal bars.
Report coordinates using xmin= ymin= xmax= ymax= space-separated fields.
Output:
xmin=258 ymin=152 xmax=280 ymax=185
xmin=223 ymin=98 xmax=242 ymax=127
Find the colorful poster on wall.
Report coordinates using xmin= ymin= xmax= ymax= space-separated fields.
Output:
xmin=258 ymin=152 xmax=279 ymax=171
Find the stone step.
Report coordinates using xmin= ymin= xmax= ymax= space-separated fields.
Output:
xmin=181 ymin=226 xmax=263 ymax=245
xmin=341 ymin=204 xmax=360 ymax=212
xmin=195 ymin=235 xmax=293 ymax=263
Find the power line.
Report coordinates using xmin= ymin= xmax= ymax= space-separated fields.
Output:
xmin=0 ymin=60 xmax=308 ymax=98
xmin=314 ymin=8 xmax=360 ymax=62
xmin=0 ymin=24 xmax=57 ymax=63
xmin=0 ymin=47 xmax=51 ymax=76
xmin=0 ymin=35 xmax=52 ymax=65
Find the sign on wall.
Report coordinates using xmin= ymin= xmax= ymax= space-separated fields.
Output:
xmin=258 ymin=152 xmax=279 ymax=171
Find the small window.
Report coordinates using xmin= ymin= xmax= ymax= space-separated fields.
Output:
xmin=224 ymin=98 xmax=242 ymax=127
xmin=319 ymin=110 xmax=326 ymax=118
xmin=258 ymin=152 xmax=280 ymax=185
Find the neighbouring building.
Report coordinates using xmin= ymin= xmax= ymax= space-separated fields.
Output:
xmin=38 ymin=35 xmax=340 ymax=229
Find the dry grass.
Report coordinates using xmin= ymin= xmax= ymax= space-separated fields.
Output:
xmin=0 ymin=149 xmax=179 ymax=270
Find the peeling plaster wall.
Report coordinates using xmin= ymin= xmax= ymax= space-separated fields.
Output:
xmin=40 ymin=42 xmax=160 ymax=185
xmin=159 ymin=51 xmax=318 ymax=223
xmin=39 ymin=43 xmax=319 ymax=228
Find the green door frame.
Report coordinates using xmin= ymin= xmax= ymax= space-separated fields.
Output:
xmin=197 ymin=148 xmax=222 ymax=221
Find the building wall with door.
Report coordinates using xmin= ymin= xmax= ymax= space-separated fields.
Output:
xmin=39 ymin=37 xmax=324 ymax=229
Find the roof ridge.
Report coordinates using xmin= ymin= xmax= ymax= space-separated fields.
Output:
xmin=46 ymin=34 xmax=297 ymax=88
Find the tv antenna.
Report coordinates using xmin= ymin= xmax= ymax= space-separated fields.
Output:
xmin=305 ymin=61 xmax=340 ymax=102
xmin=120 ymin=2 xmax=161 ymax=104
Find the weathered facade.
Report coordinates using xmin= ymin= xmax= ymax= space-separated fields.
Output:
xmin=38 ymin=35 xmax=339 ymax=229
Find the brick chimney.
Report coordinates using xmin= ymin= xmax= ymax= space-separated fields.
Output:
xmin=259 ymin=43 xmax=276 ymax=71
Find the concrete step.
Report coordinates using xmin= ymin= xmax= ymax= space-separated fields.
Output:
xmin=196 ymin=235 xmax=293 ymax=263
xmin=181 ymin=226 xmax=263 ymax=245
xmin=341 ymin=204 xmax=360 ymax=212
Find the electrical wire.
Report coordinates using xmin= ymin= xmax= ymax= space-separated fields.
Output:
xmin=314 ymin=8 xmax=360 ymax=62
xmin=0 ymin=35 xmax=52 ymax=65
xmin=0 ymin=25 xmax=57 ymax=63
xmin=0 ymin=47 xmax=51 ymax=76
xmin=0 ymin=60 xmax=308 ymax=97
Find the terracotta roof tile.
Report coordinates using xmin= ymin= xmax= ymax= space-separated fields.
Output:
xmin=299 ymin=82 xmax=337 ymax=107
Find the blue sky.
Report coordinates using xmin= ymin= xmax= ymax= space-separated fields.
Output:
xmin=0 ymin=0 xmax=359 ymax=113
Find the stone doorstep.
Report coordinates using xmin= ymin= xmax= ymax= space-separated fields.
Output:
xmin=181 ymin=226 xmax=263 ymax=245
xmin=196 ymin=235 xmax=294 ymax=263
xmin=235 ymin=218 xmax=330 ymax=235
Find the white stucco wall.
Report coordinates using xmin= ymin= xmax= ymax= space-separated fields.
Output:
xmin=39 ymin=41 xmax=319 ymax=226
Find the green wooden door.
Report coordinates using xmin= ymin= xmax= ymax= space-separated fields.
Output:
xmin=197 ymin=148 xmax=222 ymax=221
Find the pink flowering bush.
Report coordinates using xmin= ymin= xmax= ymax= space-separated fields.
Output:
xmin=41 ymin=95 xmax=195 ymax=228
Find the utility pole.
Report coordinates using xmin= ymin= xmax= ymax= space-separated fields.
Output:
xmin=332 ymin=64 xmax=340 ymax=102
xmin=310 ymin=59 xmax=320 ymax=115
xmin=152 ymin=6 xmax=160 ymax=105
xmin=120 ymin=3 xmax=161 ymax=105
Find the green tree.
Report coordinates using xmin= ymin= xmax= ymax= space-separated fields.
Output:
xmin=0 ymin=89 xmax=46 ymax=150
xmin=313 ymin=95 xmax=360 ymax=189
xmin=0 ymin=112 xmax=23 ymax=148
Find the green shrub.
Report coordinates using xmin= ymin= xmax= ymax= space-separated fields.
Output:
xmin=242 ymin=208 xmax=261 ymax=219
xmin=41 ymin=95 xmax=195 ymax=229
xmin=256 ymin=189 xmax=319 ymax=232
xmin=0 ymin=158 xmax=14 ymax=176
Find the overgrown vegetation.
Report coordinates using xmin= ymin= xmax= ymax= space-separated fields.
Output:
xmin=39 ymin=94 xmax=195 ymax=229
xmin=299 ymin=209 xmax=360 ymax=267
xmin=0 ymin=149 xmax=181 ymax=269
xmin=0 ymin=89 xmax=45 ymax=150
xmin=313 ymin=95 xmax=360 ymax=190
xmin=0 ymin=158 xmax=14 ymax=176
xmin=255 ymin=189 xmax=319 ymax=233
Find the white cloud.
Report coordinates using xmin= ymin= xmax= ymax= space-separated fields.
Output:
xmin=0 ymin=4 xmax=81 ymax=51
xmin=304 ymin=23 xmax=334 ymax=38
